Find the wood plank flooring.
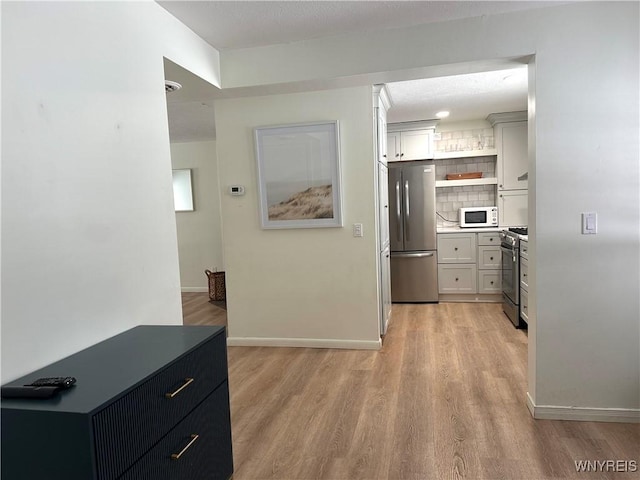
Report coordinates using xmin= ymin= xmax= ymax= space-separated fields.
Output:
xmin=182 ymin=294 xmax=639 ymax=479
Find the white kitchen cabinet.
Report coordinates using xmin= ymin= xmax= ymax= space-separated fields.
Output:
xmin=374 ymin=85 xmax=392 ymax=335
xmin=495 ymin=121 xmax=528 ymax=191
xmin=380 ymin=246 xmax=392 ymax=333
xmin=387 ymin=121 xmax=437 ymax=162
xmin=378 ymin=162 xmax=389 ymax=248
xmin=437 ymin=233 xmax=476 ymax=263
xmin=519 ymin=239 xmax=529 ymax=324
xmin=438 ymin=264 xmax=477 ymax=294
xmin=478 ymin=270 xmax=502 ymax=294
xmin=437 ymin=232 xmax=501 ymax=297
xmin=477 ymin=232 xmax=500 ymax=247
xmin=520 ymin=256 xmax=529 ymax=291
xmin=478 ymin=246 xmax=501 ymax=269
xmin=498 ymin=190 xmax=528 ymax=227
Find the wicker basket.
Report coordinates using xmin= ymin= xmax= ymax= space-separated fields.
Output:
xmin=205 ymin=270 xmax=226 ymax=302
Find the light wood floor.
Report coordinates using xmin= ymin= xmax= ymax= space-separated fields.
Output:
xmin=182 ymin=294 xmax=639 ymax=479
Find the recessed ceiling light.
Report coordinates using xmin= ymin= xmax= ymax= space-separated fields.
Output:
xmin=165 ymin=80 xmax=182 ymax=93
xmin=436 ymin=111 xmax=450 ymax=118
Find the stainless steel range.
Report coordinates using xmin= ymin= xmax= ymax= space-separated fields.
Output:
xmin=500 ymin=227 xmax=527 ymax=327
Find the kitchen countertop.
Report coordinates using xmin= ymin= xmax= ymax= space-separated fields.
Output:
xmin=437 ymin=226 xmax=503 ymax=233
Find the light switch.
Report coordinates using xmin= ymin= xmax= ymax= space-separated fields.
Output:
xmin=582 ymin=212 xmax=597 ymax=234
xmin=353 ymin=223 xmax=363 ymax=237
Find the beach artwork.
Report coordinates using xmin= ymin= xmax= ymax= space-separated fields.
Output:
xmin=254 ymin=122 xmax=342 ymax=229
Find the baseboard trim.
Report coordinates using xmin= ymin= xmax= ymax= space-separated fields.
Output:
xmin=226 ymin=337 xmax=382 ymax=350
xmin=527 ymin=392 xmax=640 ymax=423
xmin=181 ymin=287 xmax=208 ymax=293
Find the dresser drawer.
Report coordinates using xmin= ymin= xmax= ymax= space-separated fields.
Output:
xmin=477 ymin=232 xmax=500 ymax=246
xmin=438 ymin=264 xmax=477 ymax=293
xmin=478 ymin=270 xmax=502 ymax=294
xmin=120 ymin=384 xmax=233 ymax=480
xmin=93 ymin=333 xmax=227 ymax=480
xmin=478 ymin=246 xmax=501 ymax=269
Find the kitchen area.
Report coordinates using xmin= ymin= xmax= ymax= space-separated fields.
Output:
xmin=374 ymin=67 xmax=531 ymax=335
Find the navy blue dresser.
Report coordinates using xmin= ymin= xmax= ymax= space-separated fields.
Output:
xmin=1 ymin=326 xmax=233 ymax=480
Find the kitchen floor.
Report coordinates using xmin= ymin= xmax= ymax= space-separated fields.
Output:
xmin=182 ymin=294 xmax=639 ymax=479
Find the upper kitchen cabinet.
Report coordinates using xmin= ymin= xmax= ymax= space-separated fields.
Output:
xmin=374 ymin=85 xmax=392 ymax=165
xmin=387 ymin=120 xmax=438 ymax=162
xmin=488 ymin=112 xmax=528 ymax=191
xmin=488 ymin=111 xmax=528 ymax=226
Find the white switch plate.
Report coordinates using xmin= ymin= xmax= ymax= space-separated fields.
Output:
xmin=353 ymin=223 xmax=363 ymax=237
xmin=582 ymin=212 xmax=597 ymax=234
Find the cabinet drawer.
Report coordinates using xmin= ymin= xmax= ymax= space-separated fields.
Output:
xmin=477 ymin=232 xmax=500 ymax=246
xmin=520 ymin=257 xmax=529 ymax=290
xmin=520 ymin=288 xmax=529 ymax=324
xmin=520 ymin=240 xmax=529 ymax=259
xmin=120 ymin=384 xmax=233 ymax=480
xmin=478 ymin=270 xmax=501 ymax=294
xmin=437 ymin=234 xmax=476 ymax=263
xmin=93 ymin=333 xmax=227 ymax=480
xmin=438 ymin=264 xmax=477 ymax=293
xmin=478 ymin=246 xmax=501 ymax=269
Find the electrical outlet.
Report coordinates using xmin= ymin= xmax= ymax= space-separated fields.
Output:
xmin=353 ymin=223 xmax=363 ymax=237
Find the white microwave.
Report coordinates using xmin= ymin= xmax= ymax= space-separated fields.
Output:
xmin=460 ymin=206 xmax=498 ymax=228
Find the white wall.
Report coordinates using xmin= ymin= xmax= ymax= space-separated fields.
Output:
xmin=1 ymin=2 xmax=220 ymax=382
xmin=219 ymin=3 xmax=640 ymax=416
xmin=170 ymin=141 xmax=224 ymax=290
xmin=215 ymin=87 xmax=381 ymax=349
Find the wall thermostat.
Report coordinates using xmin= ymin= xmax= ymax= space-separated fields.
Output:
xmin=229 ymin=185 xmax=245 ymax=196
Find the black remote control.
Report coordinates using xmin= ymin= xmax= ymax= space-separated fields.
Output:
xmin=1 ymin=386 xmax=60 ymax=399
xmin=28 ymin=377 xmax=76 ymax=389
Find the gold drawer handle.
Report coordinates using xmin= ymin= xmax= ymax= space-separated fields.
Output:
xmin=171 ymin=434 xmax=199 ymax=460
xmin=165 ymin=377 xmax=194 ymax=399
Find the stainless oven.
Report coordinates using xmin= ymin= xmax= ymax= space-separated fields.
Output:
xmin=500 ymin=228 xmax=525 ymax=327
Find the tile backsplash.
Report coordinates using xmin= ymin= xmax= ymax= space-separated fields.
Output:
xmin=435 ymin=156 xmax=497 ymax=227
xmin=434 ymin=127 xmax=494 ymax=153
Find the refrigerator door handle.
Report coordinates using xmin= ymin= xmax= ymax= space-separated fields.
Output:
xmin=395 ymin=181 xmax=401 ymax=242
xmin=404 ymin=180 xmax=410 ymax=241
xmin=391 ymin=252 xmax=434 ymax=258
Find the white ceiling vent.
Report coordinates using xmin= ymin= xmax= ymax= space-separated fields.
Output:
xmin=165 ymin=80 xmax=183 ymax=93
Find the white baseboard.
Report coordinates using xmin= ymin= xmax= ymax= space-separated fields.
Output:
xmin=527 ymin=392 xmax=640 ymax=423
xmin=181 ymin=287 xmax=208 ymax=293
xmin=226 ymin=336 xmax=382 ymax=350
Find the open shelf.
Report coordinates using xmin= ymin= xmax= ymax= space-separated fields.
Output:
xmin=433 ymin=148 xmax=497 ymax=160
xmin=435 ymin=177 xmax=498 ymax=188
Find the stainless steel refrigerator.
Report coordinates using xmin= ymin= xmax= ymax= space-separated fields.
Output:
xmin=388 ymin=161 xmax=438 ymax=302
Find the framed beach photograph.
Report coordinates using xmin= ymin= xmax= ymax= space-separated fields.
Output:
xmin=254 ymin=121 xmax=343 ymax=229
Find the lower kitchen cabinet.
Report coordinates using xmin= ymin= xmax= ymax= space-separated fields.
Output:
xmin=437 ymin=231 xmax=501 ymax=298
xmin=520 ymin=239 xmax=529 ymax=324
xmin=438 ymin=264 xmax=477 ymax=293
xmin=478 ymin=270 xmax=502 ymax=294
xmin=1 ymin=326 xmax=233 ymax=480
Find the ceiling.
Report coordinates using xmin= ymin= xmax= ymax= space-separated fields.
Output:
xmin=159 ymin=1 xmax=542 ymax=142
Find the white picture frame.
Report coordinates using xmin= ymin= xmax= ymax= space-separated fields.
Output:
xmin=254 ymin=121 xmax=343 ymax=229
